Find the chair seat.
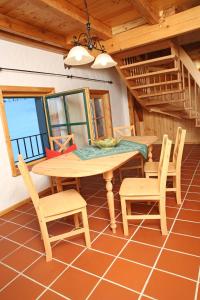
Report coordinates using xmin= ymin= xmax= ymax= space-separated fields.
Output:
xmin=40 ymin=189 xmax=86 ymax=218
xmin=119 ymin=178 xmax=160 ymax=197
xmin=144 ymin=161 xmax=176 ymax=174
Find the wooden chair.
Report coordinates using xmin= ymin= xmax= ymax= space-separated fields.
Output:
xmin=18 ymin=155 xmax=91 ymax=262
xmin=49 ymin=134 xmax=80 ymax=193
xmin=119 ymin=137 xmax=172 ymax=236
xmin=113 ymin=125 xmax=144 ymax=180
xmin=144 ymin=127 xmax=186 ymax=204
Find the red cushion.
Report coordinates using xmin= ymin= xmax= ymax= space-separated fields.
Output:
xmin=45 ymin=144 xmax=77 ymax=159
xmin=63 ymin=144 xmax=77 ymax=154
xmin=45 ymin=148 xmax=61 ymax=159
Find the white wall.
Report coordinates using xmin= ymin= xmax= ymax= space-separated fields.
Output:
xmin=0 ymin=40 xmax=129 ymax=211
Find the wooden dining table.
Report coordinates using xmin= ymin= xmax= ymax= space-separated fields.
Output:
xmin=32 ymin=136 xmax=157 ymax=233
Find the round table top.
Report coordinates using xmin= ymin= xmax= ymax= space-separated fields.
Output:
xmin=32 ymin=136 xmax=157 ymax=178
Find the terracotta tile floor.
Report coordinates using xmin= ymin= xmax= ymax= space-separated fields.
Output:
xmin=0 ymin=144 xmax=200 ymax=300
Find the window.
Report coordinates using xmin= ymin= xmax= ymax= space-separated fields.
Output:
xmin=90 ymin=90 xmax=113 ymax=139
xmin=45 ymin=88 xmax=92 ymax=148
xmin=0 ymin=86 xmax=54 ymax=176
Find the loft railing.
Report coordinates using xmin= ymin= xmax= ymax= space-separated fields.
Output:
xmin=11 ymin=132 xmax=49 ymax=163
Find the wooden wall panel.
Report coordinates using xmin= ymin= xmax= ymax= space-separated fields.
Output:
xmin=142 ymin=110 xmax=200 ymax=143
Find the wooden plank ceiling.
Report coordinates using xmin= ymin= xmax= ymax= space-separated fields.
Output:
xmin=0 ymin=0 xmax=199 ymax=55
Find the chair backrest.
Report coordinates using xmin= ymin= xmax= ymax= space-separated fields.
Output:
xmin=18 ymin=155 xmax=40 ymax=210
xmin=158 ymin=138 xmax=172 ymax=196
xmin=49 ymin=134 xmax=74 ymax=152
xmin=158 ymin=134 xmax=168 ymax=171
xmin=172 ymin=127 xmax=186 ymax=171
xmin=113 ymin=125 xmax=136 ymax=138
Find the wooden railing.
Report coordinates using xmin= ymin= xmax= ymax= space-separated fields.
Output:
xmin=116 ymin=42 xmax=200 ymax=125
xmin=178 ymin=47 xmax=200 ymax=125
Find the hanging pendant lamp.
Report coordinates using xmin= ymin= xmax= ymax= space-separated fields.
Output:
xmin=92 ymin=53 xmax=117 ymax=69
xmin=64 ymin=46 xmax=94 ymax=66
xmin=64 ymin=0 xmax=117 ymax=69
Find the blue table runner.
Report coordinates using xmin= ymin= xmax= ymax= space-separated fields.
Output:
xmin=74 ymin=140 xmax=147 ymax=160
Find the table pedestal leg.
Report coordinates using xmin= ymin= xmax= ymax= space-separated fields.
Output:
xmin=103 ymin=171 xmax=117 ymax=233
xmin=148 ymin=145 xmax=153 ymax=162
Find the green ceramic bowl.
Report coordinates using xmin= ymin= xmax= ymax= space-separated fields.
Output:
xmin=93 ymin=138 xmax=121 ymax=149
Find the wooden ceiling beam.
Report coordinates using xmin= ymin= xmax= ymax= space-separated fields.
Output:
xmin=104 ymin=6 xmax=200 ymax=54
xmin=39 ymin=0 xmax=112 ymax=40
xmin=131 ymin=0 xmax=159 ymax=24
xmin=0 ymin=30 xmax=67 ymax=54
xmin=0 ymin=13 xmax=68 ymax=49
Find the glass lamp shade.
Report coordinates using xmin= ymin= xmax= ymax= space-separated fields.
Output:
xmin=64 ymin=46 xmax=94 ymax=66
xmin=91 ymin=53 xmax=117 ymax=69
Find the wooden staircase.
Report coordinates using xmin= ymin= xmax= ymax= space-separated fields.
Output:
xmin=115 ymin=42 xmax=200 ymax=127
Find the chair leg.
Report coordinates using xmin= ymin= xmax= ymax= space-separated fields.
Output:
xmin=127 ymin=201 xmax=131 ymax=215
xmin=159 ymin=199 xmax=168 ymax=235
xmin=121 ymin=197 xmax=129 ymax=236
xmin=50 ymin=177 xmax=55 ymax=194
xmin=141 ymin=157 xmax=144 ymax=177
xmin=81 ymin=207 xmax=91 ymax=248
xmin=119 ymin=169 xmax=123 ymax=182
xmin=40 ymin=220 xmax=52 ymax=261
xmin=176 ymin=173 xmax=181 ymax=205
xmin=74 ymin=213 xmax=80 ymax=229
xmin=76 ymin=178 xmax=80 ymax=192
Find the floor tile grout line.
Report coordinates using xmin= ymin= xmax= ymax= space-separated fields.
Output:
xmin=49 ymin=233 xmax=200 ymax=282
xmin=0 ymin=146 xmax=198 ymax=299
xmin=1 ymin=259 xmax=70 ymax=300
xmin=1 ymin=210 xmax=199 ymax=244
xmin=182 ymin=198 xmax=200 ymax=203
xmin=35 ymin=205 xmax=118 ymax=300
xmin=194 ymin=266 xmax=200 ymax=300
xmin=0 ymin=220 xmax=81 ymax=262
xmin=102 ymin=278 xmax=158 ymax=300
xmin=68 ymin=250 xmax=198 ymax=284
xmin=0 ymin=252 xmax=44 ymax=293
xmin=0 ymin=219 xmax=41 ymax=238
xmin=175 ymin=218 xmax=200 ymax=224
xmin=0 ymin=232 xmax=42 ymax=260
xmin=138 ymin=154 xmax=200 ymax=299
xmin=170 ymin=231 xmax=200 ymax=240
xmin=85 ymin=202 xmax=158 ymax=300
xmin=166 ymin=205 xmax=200 ymax=212
xmin=2 ymin=214 xmax=199 ymax=265
xmin=59 ymin=213 xmax=200 ymax=237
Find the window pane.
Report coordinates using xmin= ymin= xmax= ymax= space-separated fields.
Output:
xmin=47 ymin=96 xmax=66 ymax=125
xmin=52 ymin=126 xmax=68 ymax=137
xmin=65 ymin=92 xmax=86 ymax=123
xmin=4 ymin=97 xmax=48 ymax=163
xmin=94 ymin=98 xmax=104 ymax=118
xmin=96 ymin=118 xmax=105 ymax=138
xmin=70 ymin=125 xmax=89 ymax=148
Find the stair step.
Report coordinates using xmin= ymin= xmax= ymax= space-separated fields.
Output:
xmin=126 ymin=68 xmax=179 ymax=80
xmin=131 ymin=80 xmax=181 ymax=90
xmin=120 ymin=54 xmax=176 ymax=70
xmin=144 ymin=99 xmax=185 ymax=106
xmin=139 ymin=89 xmax=184 ymax=99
